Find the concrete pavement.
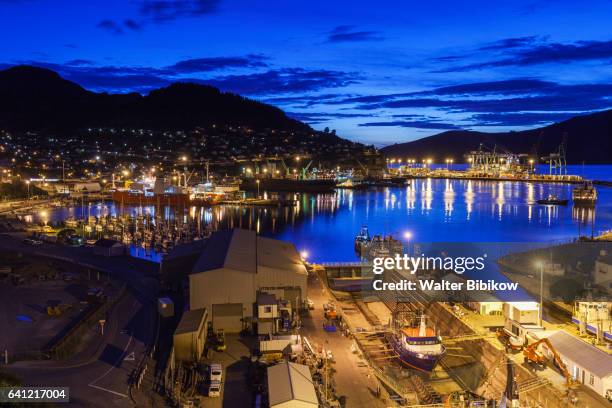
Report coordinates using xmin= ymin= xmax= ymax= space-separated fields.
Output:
xmin=301 ymin=272 xmax=387 ymax=408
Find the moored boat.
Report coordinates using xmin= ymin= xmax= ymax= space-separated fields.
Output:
xmin=354 ymin=225 xmax=371 ymax=252
xmin=572 ymin=181 xmax=597 ymax=205
xmin=536 ymin=195 xmax=568 ymax=205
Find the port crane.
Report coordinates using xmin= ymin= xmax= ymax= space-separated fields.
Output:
xmin=540 ymin=133 xmax=567 ymax=176
xmin=522 ymin=337 xmax=574 ymax=387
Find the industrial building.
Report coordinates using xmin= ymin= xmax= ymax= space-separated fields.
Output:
xmin=173 ymin=308 xmax=208 ymax=362
xmin=267 ymin=361 xmax=318 ymax=408
xmin=187 ymin=229 xmax=308 ymax=333
xmin=531 ymin=330 xmax=612 ymax=399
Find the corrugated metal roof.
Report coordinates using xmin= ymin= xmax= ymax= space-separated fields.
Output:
xmin=175 ymin=308 xmax=207 ymax=335
xmin=545 ymin=330 xmax=612 ymax=378
xmin=267 ymin=361 xmax=318 ymax=407
xmin=257 ymin=292 xmax=277 ymax=305
xmin=190 ymin=229 xmax=306 ymax=277
xmin=164 ymin=239 xmax=207 ymax=261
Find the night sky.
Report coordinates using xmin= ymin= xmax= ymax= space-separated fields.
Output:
xmin=1 ymin=0 xmax=611 ymax=146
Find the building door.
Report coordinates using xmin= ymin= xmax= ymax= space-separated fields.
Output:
xmin=212 ymin=303 xmax=243 ymax=333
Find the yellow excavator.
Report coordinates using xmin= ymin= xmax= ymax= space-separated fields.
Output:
xmin=523 ymin=337 xmax=574 ymax=386
xmin=46 ymin=304 xmax=72 ymax=317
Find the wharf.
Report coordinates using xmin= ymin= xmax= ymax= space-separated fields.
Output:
xmin=311 ymin=263 xmax=611 ymax=407
xmin=407 ymin=171 xmax=585 ymax=184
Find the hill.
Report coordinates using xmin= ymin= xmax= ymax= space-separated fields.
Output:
xmin=0 ymin=65 xmax=310 ymax=132
xmin=381 ymin=110 xmax=612 ymax=164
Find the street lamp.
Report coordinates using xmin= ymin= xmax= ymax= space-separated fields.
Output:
xmin=256 ymin=179 xmax=260 ymax=198
xmin=403 ymin=231 xmax=412 ymax=256
xmin=535 ymin=260 xmax=544 ymax=326
xmin=25 ymin=180 xmax=30 ymax=199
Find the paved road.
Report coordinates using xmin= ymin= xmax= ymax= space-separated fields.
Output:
xmin=0 ymin=235 xmax=160 ymax=407
xmin=301 ymin=273 xmax=387 ymax=408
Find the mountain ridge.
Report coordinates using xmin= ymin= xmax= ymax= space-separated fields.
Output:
xmin=0 ymin=65 xmax=310 ymax=132
xmin=380 ymin=109 xmax=612 ymax=164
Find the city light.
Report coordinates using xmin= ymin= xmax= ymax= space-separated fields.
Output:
xmin=300 ymin=250 xmax=309 ymax=260
xmin=403 ymin=231 xmax=412 ymax=240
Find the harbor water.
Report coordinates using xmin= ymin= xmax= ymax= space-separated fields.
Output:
xmin=31 ymin=173 xmax=612 ymax=264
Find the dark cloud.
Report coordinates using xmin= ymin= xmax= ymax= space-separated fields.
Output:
xmin=477 ymin=36 xmax=540 ymax=51
xmin=97 ymin=19 xmax=143 ymax=34
xmin=140 ymin=0 xmax=221 ymax=22
xmin=332 ymin=79 xmax=612 ymax=116
xmin=123 ymin=19 xmax=143 ymax=31
xmin=203 ymin=68 xmax=360 ymax=95
xmin=263 ymin=93 xmax=355 ymax=109
xmin=97 ymin=19 xmax=123 ymax=35
xmin=438 ymin=39 xmax=612 ymax=72
xmin=327 ymin=25 xmax=384 ymax=43
xmin=359 ymin=120 xmax=462 ymax=130
xmin=469 ymin=112 xmax=585 ymax=127
xmin=287 ymin=111 xmax=374 ymax=124
xmin=9 ymin=60 xmax=358 ymax=95
xmin=168 ymin=55 xmax=268 ymax=73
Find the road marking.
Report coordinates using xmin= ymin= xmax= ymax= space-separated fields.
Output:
xmin=88 ymin=384 xmax=129 ymax=398
xmin=88 ymin=335 xmax=133 ymax=398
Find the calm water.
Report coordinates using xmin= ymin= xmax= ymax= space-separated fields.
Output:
xmin=36 ymin=176 xmax=612 ymax=264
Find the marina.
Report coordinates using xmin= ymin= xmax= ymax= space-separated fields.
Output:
xmin=5 ymin=172 xmax=610 ymax=263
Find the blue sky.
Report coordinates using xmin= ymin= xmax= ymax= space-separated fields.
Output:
xmin=1 ymin=0 xmax=611 ymax=146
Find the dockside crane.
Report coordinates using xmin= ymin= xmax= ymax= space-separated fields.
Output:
xmin=541 ymin=133 xmax=567 ymax=176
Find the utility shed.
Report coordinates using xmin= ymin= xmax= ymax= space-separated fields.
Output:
xmin=189 ymin=229 xmax=307 ymax=333
xmin=533 ymin=330 xmax=612 ymax=398
xmin=173 ymin=308 xmax=208 ymax=362
xmin=267 ymin=361 xmax=318 ymax=408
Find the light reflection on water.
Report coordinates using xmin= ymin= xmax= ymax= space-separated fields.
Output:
xmin=35 ymin=178 xmax=610 ymax=263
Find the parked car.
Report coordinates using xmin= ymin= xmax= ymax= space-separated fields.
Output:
xmin=306 ymin=298 xmax=315 ymax=310
xmin=209 ymin=363 xmax=222 ymax=382
xmin=22 ymin=238 xmax=42 ymax=245
xmin=208 ymin=381 xmax=221 ymax=397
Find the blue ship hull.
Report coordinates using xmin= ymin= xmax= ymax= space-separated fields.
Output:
xmin=386 ymin=333 xmax=444 ymax=373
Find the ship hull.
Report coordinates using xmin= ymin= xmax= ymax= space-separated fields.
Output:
xmin=385 ymin=333 xmax=443 ymax=373
xmin=240 ymin=178 xmax=336 ymax=193
xmin=111 ymin=191 xmax=213 ymax=206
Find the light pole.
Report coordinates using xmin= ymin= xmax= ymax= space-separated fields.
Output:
xmin=25 ymin=180 xmax=30 ymax=200
xmin=536 ymin=261 xmax=544 ymax=326
xmin=256 ymin=179 xmax=260 ymax=198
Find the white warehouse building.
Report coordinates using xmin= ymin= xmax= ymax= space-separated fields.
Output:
xmin=532 ymin=330 xmax=612 ymax=399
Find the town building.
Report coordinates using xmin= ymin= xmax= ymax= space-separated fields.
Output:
xmin=173 ymin=308 xmax=208 ymax=362
xmin=187 ymin=229 xmax=308 ymax=333
xmin=531 ymin=330 xmax=612 ymax=399
xmin=267 ymin=361 xmax=318 ymax=408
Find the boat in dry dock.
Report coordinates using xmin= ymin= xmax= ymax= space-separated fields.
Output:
xmin=239 ymin=177 xmax=337 ymax=193
xmin=385 ymin=314 xmax=445 ymax=373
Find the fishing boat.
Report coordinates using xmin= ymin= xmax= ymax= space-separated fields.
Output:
xmin=385 ymin=315 xmax=445 ymax=373
xmin=572 ymin=181 xmax=597 ymax=205
xmin=364 ymin=234 xmax=403 ymax=260
xmin=354 ymin=225 xmax=371 ymax=252
xmin=536 ymin=195 xmax=568 ymax=205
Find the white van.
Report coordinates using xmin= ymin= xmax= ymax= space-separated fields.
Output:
xmin=209 ymin=363 xmax=222 ymax=382
xmin=208 ymin=381 xmax=221 ymax=397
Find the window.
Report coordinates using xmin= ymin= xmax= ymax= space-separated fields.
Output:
xmin=589 ymin=374 xmax=594 ymax=386
xmin=264 ymin=306 xmax=272 ymax=313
